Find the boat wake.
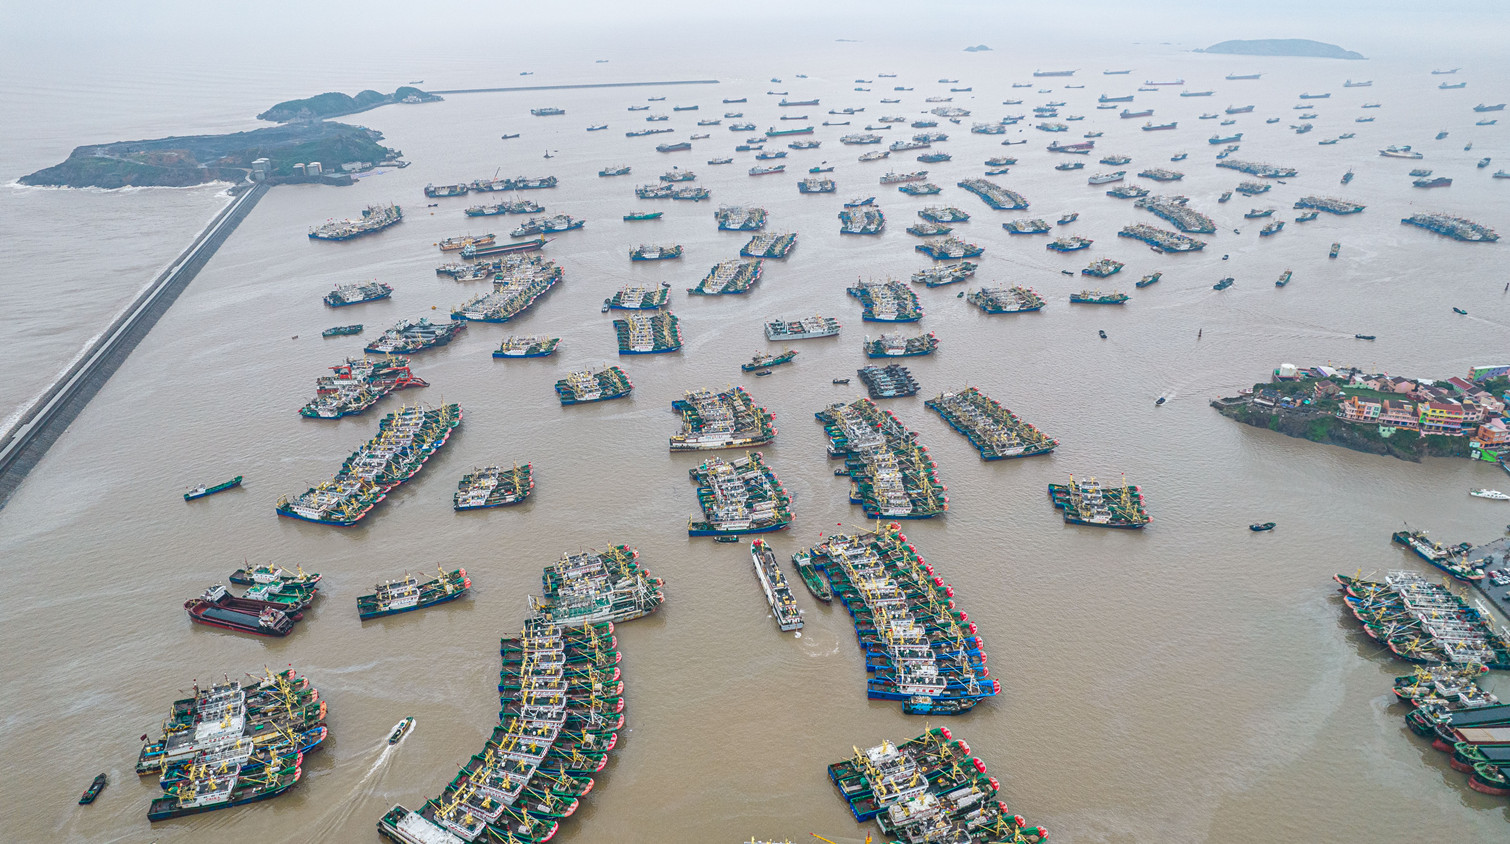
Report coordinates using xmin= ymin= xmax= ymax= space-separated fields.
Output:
xmin=294 ymin=723 xmax=415 ymax=843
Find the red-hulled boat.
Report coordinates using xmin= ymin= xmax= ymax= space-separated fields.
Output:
xmin=184 ymin=585 xmax=297 ymax=636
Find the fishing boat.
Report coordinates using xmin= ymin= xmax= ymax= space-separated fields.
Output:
xmin=1393 ymin=529 xmax=1482 ymax=581
xmin=1213 ymin=278 xmax=1234 ymax=291
xmin=79 ymin=774 xmax=107 ymax=805
xmin=751 ymin=540 xmax=803 ymax=632
xmin=742 ymin=349 xmax=797 ymax=372
xmin=926 ymin=387 xmax=1056 ymax=460
xmin=1276 ymin=270 xmax=1293 ymax=287
xmin=556 ymin=365 xmax=633 ymax=405
xmin=454 ymin=465 xmax=534 ymax=509
xmin=324 ymin=281 xmax=394 ymax=308
xmin=185 ymin=476 xmax=242 ymax=501
xmin=1136 ymin=273 xmax=1162 ymax=289
xmin=309 ymin=204 xmax=403 ymax=241
xmin=623 ymin=211 xmax=663 ymax=221
xmin=1048 ymin=475 xmax=1150 ymax=528
xmin=388 ymin=718 xmax=414 ymax=744
xmin=790 ymin=550 xmax=831 ymax=603
xmin=671 ymin=387 xmax=777 ymax=451
xmin=1249 ymin=522 xmax=1276 ymax=532
xmin=493 ymin=336 xmax=560 ymax=359
xmin=630 ymin=244 xmax=683 ymax=261
xmin=358 ymin=568 xmax=471 ymax=619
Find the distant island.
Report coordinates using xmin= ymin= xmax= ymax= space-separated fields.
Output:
xmin=20 ymin=122 xmax=399 ymax=189
xmin=963 ymin=44 xmax=992 ymax=53
xmin=1198 ymin=39 xmax=1365 ymax=60
xmin=257 ymin=87 xmax=442 ymax=122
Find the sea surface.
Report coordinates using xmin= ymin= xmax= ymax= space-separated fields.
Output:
xmin=2 ymin=28 xmax=1509 ymax=844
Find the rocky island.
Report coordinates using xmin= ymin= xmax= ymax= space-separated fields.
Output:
xmin=964 ymin=44 xmax=992 ymax=52
xmin=20 ymin=121 xmax=400 ymax=189
xmin=257 ymin=86 xmax=441 ymax=122
xmin=1197 ymin=39 xmax=1365 ymax=60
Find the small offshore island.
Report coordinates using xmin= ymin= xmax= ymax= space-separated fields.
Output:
xmin=20 ymin=87 xmax=438 ymax=189
xmin=1197 ymin=38 xmax=1366 ymax=60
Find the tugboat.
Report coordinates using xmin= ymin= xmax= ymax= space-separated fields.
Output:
xmin=185 ymin=476 xmax=242 ymax=501
xmin=79 ymin=773 xmax=107 ymax=805
xmin=1249 ymin=522 xmax=1276 ymax=532
xmin=388 ymin=717 xmax=414 ymax=744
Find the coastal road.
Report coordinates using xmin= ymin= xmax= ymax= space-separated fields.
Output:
xmin=0 ymin=182 xmax=269 ymax=508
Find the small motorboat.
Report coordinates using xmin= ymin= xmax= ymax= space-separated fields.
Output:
xmin=1098 ymin=330 xmax=1107 ymax=339
xmin=1354 ymin=334 xmax=1376 ymax=341
xmin=1156 ymin=396 xmax=1167 ymax=406
xmin=714 ymin=535 xmax=740 ymax=544
xmin=389 ymin=717 xmax=415 ymax=744
xmin=1453 ymin=307 xmax=1467 ymax=315
xmin=1470 ymin=489 xmax=1510 ymax=501
xmin=79 ymin=773 xmax=107 ymax=805
xmin=835 ymin=468 xmax=849 ymax=476
xmin=754 ymin=369 xmax=772 ymax=377
xmin=833 ymin=378 xmax=850 ymax=384
xmin=1249 ymin=522 xmax=1276 ymax=532
xmin=500 ymin=133 xmax=520 ymax=140
xmin=1060 ymin=270 xmax=1074 ymax=276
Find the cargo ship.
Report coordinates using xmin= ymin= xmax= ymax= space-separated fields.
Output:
xmin=425 ymin=184 xmax=469 ymax=198
xmin=450 ymin=255 xmax=561 ymax=323
xmin=598 ymin=165 xmax=632 ymax=177
xmin=967 ymin=286 xmax=1044 ymax=313
xmin=1070 ymin=289 xmax=1128 ymax=304
xmin=612 ymin=311 xmax=682 ymax=354
xmin=655 ymin=142 xmax=692 ymax=153
xmin=714 ymin=205 xmax=767 ymax=231
xmin=510 ymin=215 xmax=585 ymax=237
xmin=300 ymin=356 xmax=427 ymax=419
xmin=1080 ymin=258 xmax=1125 ymax=278
xmin=359 ymin=568 xmax=471 ymax=618
xmin=848 ymin=280 xmax=922 ymax=322
xmin=741 ymin=232 xmax=799 ymax=258
xmin=309 ymin=204 xmax=403 ymax=241
xmin=912 ymin=262 xmax=977 ymax=288
xmin=742 ymin=349 xmax=796 ymax=372
xmin=690 ymin=259 xmax=763 ymax=295
xmin=1380 ymin=145 xmax=1425 ymax=159
xmin=766 ymin=315 xmax=840 ymax=340
xmin=1413 ymin=176 xmax=1452 ymax=188
xmin=630 ymin=244 xmax=683 ymax=261
xmin=454 ymin=462 xmax=534 ymax=510
xmin=1048 ymin=475 xmax=1150 ymax=528
xmin=364 ymin=318 xmax=466 ymax=353
xmin=670 ymin=387 xmax=776 ymax=451
xmin=184 ymin=584 xmax=297 ymax=636
xmin=492 ymin=335 xmax=560 ymax=359
xmin=865 ymin=332 xmax=938 ymax=358
xmin=556 ymin=365 xmax=633 ymax=405
xmin=276 ymin=404 xmax=461 ymax=526
xmin=686 ymin=452 xmax=791 ymax=536
xmin=880 ymin=170 xmax=928 ymax=184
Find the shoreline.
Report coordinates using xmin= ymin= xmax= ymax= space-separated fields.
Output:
xmin=0 ymin=182 xmax=269 ymax=508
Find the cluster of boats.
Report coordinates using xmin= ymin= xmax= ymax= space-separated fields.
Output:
xmin=817 ymin=399 xmax=947 ymax=518
xmin=956 ymin=178 xmax=1029 ymax=210
xmin=687 ymin=452 xmax=792 ymax=536
xmin=740 ymin=231 xmax=799 ymax=258
xmin=184 ymin=564 xmax=320 ymax=637
xmin=555 ymin=364 xmax=633 ymax=405
xmin=455 ymin=464 xmax=534 ymax=510
xmin=451 ymin=255 xmax=563 ymax=323
xmin=1399 ymin=664 xmax=1510 ymax=797
xmin=378 ymin=618 xmax=626 ymax=844
xmin=916 ymin=235 xmax=984 ymax=261
xmin=529 ymin=546 xmax=665 ymax=627
xmin=275 ymin=404 xmax=461 ymax=526
xmin=365 ymin=318 xmax=466 ymax=354
xmin=612 ymin=310 xmax=682 ymax=354
xmin=1335 ymin=571 xmax=1510 ymax=668
xmin=137 ymin=668 xmax=326 ymax=820
xmin=865 ymin=332 xmax=939 ymax=359
xmin=1133 ymin=194 xmax=1215 ymax=233
xmin=1393 ymin=528 xmax=1485 ymax=581
xmin=359 ymin=567 xmax=472 ymax=619
xmin=670 ymin=386 xmax=777 ymax=450
xmin=926 ymin=387 xmax=1057 ymax=460
xmin=848 ymin=279 xmax=923 ymax=322
xmin=1048 ymin=475 xmax=1151 ymax=528
xmin=967 ymin=286 xmax=1045 ymax=314
xmin=1119 ymin=222 xmax=1207 ymax=252
xmin=858 ymin=364 xmax=921 ymax=399
xmin=689 ymin=259 xmax=763 ymax=295
xmin=299 ymin=356 xmax=427 ymax=419
xmin=913 ymin=262 xmax=976 ymax=288
xmin=715 ymin=205 xmax=768 ymax=230
xmin=814 ymin=525 xmax=997 ymax=712
xmin=828 ymin=729 xmax=1047 ymax=842
xmin=308 ymin=204 xmax=403 ymax=241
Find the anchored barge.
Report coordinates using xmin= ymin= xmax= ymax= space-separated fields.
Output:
xmin=670 ymin=387 xmax=777 ymax=451
xmin=325 ymin=281 xmax=393 ymax=308
xmin=612 ymin=311 xmax=682 ymax=355
xmin=690 ymin=259 xmax=763 ymax=295
xmin=957 ymin=179 xmax=1029 ymax=210
xmin=493 ymin=336 xmax=560 ymax=359
xmin=555 ymin=365 xmax=633 ymax=405
xmin=276 ymin=404 xmax=461 ymax=526
xmin=364 ymin=319 xmax=466 ymax=354
xmin=767 ymin=315 xmax=841 ymax=340
xmin=865 ymin=332 xmax=938 ymax=359
xmin=1334 ymin=572 xmax=1510 ymax=668
xmin=300 ymin=356 xmax=428 ymax=419
xmin=741 ymin=232 xmax=798 ymax=258
xmin=359 ymin=568 xmax=471 ymax=618
xmin=848 ymin=279 xmax=923 ymax=322
xmin=810 ymin=524 xmax=999 ymax=712
xmin=967 ymin=286 xmax=1045 ymax=313
xmin=927 ymin=387 xmax=1057 ymax=459
xmin=308 ymin=204 xmax=402 ymax=241
xmin=751 ymin=539 xmax=804 ymax=631
xmin=687 ymin=452 xmax=792 ymax=536
xmin=818 ymin=399 xmax=945 ymax=517
xmin=455 ymin=465 xmax=534 ymax=510
xmin=1048 ymin=475 xmax=1150 ymax=528
xmin=451 ymin=255 xmax=562 ymax=323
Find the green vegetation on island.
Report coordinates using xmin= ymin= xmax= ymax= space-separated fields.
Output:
xmin=19 ymin=122 xmax=399 ymax=189
xmin=1198 ymin=39 xmax=1365 ymax=60
xmin=256 ymin=87 xmax=442 ymax=122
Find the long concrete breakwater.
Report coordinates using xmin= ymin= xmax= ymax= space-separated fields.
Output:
xmin=428 ymin=79 xmax=719 ymax=95
xmin=0 ymin=182 xmax=269 ymax=508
